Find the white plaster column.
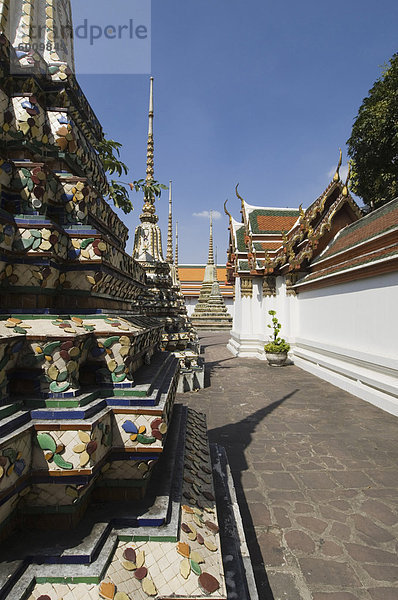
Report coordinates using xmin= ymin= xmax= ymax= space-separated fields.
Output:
xmin=227 ymin=277 xmax=267 ymax=359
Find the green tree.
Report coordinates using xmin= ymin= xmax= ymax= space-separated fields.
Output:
xmin=347 ymin=53 xmax=398 ymax=210
xmin=97 ymin=137 xmax=167 ymax=213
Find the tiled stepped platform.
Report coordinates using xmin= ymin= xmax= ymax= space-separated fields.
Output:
xmin=190 ymin=320 xmax=232 ymax=331
xmin=191 ymin=300 xmax=232 ymax=331
xmin=0 ymin=407 xmax=256 ymax=600
xmin=0 ymin=350 xmax=180 ymax=539
xmin=0 ymin=404 xmax=186 ymax=599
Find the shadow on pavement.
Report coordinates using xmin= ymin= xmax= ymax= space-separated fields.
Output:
xmin=209 ymin=391 xmax=298 ymax=599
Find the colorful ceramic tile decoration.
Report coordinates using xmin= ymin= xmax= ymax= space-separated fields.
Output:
xmin=0 ymin=4 xmax=248 ymax=599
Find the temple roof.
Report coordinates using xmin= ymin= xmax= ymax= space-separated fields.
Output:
xmin=178 ymin=265 xmax=234 ymax=298
xmin=246 ymin=206 xmax=300 ymax=235
xmin=312 ymin=197 xmax=398 ymax=265
xmin=295 ymin=197 xmax=398 ymax=289
xmin=226 ymin=172 xmax=363 ymax=279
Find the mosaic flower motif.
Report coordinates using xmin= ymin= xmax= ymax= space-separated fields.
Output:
xmin=73 ymin=430 xmax=98 ymax=467
xmin=37 ymin=432 xmax=73 ymax=470
xmin=0 ymin=263 xmax=18 ymax=286
xmin=0 ymin=158 xmax=12 ymax=180
xmin=55 ymin=119 xmax=77 ymax=153
xmin=150 ymin=418 xmax=168 ymax=441
xmin=122 ymin=421 xmax=156 ymax=445
xmin=18 ymin=166 xmax=48 ymax=211
xmin=48 ymin=63 xmax=72 ymax=80
xmin=98 ymin=421 xmax=112 ymax=447
xmin=0 ymin=223 xmax=13 ymax=248
xmin=65 ymin=483 xmax=87 ymax=503
xmin=18 ymin=97 xmax=43 ymax=140
xmin=0 ymin=448 xmax=26 ymax=480
xmin=2 ymin=109 xmax=13 ymax=133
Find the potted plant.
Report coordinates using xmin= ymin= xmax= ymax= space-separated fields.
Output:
xmin=264 ymin=310 xmax=290 ymax=366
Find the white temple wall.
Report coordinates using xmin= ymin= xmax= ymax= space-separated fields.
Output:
xmin=227 ymin=270 xmax=398 ymax=415
xmin=228 ymin=276 xmax=292 ymax=359
xmin=293 ymin=272 xmax=398 ymax=416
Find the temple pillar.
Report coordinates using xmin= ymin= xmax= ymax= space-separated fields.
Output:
xmin=227 ymin=276 xmax=267 ymax=359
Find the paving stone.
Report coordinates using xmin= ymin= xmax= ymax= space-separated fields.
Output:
xmin=251 ymin=461 xmax=285 ymax=471
xmin=319 ymin=540 xmax=344 ymax=557
xmin=365 ymin=470 xmax=398 ymax=486
xmin=272 ymin=507 xmax=291 ymax=528
xmin=353 ymin=514 xmax=395 ymax=543
xmin=240 ymin=470 xmax=259 ymax=488
xmin=256 ymin=530 xmax=285 ymax=567
xmin=266 ymin=571 xmax=308 ymax=600
xmin=344 ymin=543 xmax=398 ymax=564
xmin=367 ymin=587 xmax=398 ymax=600
xmin=248 ymin=503 xmax=272 ymax=527
xmin=360 ymin=499 xmax=398 ymax=526
xmin=299 ymin=460 xmax=325 ymax=470
xmin=260 ymin=472 xmax=300 ymax=490
xmin=312 ymin=593 xmax=361 ymax=600
xmin=331 ymin=470 xmax=375 ymax=488
xmin=295 ymin=516 xmax=328 ymax=534
xmin=319 ymin=505 xmax=348 ymax=523
xmin=299 ymin=558 xmax=361 ymax=586
xmin=285 ymin=530 xmax=315 ymax=553
xmin=268 ymin=490 xmax=306 ymax=501
xmin=293 ymin=502 xmax=313 ymax=514
xmin=321 ymin=457 xmax=345 ymax=469
xmin=329 ymin=500 xmax=352 ymax=511
xmin=329 ymin=521 xmax=351 ymax=541
xmin=297 ymin=471 xmax=338 ymax=489
xmin=363 ymin=488 xmax=398 ymax=499
xmin=361 ymin=564 xmax=398 ymax=582
xmin=241 ymin=489 xmax=265 ymax=502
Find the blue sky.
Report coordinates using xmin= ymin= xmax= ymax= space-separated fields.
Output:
xmin=72 ymin=0 xmax=398 ymax=263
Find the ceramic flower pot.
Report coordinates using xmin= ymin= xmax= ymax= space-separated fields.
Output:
xmin=266 ymin=352 xmax=288 ymax=367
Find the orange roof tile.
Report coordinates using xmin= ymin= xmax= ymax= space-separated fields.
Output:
xmin=256 ymin=214 xmax=298 ymax=233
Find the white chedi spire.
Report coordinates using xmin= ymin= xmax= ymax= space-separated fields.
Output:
xmin=166 ymin=180 xmax=173 ymax=263
xmin=133 ymin=76 xmax=164 ymax=263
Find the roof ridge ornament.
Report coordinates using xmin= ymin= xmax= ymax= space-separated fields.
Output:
xmin=235 ymin=183 xmax=245 ymax=213
xmin=224 ymin=199 xmax=234 ymax=229
xmin=342 ymin=161 xmax=352 ymax=197
xmin=333 ymin=148 xmax=343 ymax=182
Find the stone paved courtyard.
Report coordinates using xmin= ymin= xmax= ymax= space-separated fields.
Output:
xmin=177 ymin=332 xmax=398 ymax=600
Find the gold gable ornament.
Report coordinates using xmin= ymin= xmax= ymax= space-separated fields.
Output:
xmin=262 ymin=276 xmax=276 ymax=297
xmin=240 ymin=277 xmax=253 ymax=298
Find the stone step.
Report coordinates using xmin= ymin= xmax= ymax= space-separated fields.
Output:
xmin=0 ymin=410 xmax=30 ymax=439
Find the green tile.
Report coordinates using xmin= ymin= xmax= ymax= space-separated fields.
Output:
xmin=149 ymin=535 xmax=177 ymax=542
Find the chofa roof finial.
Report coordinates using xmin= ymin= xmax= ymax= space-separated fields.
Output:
xmin=235 ymin=183 xmax=245 ymax=212
xmin=333 ymin=148 xmax=343 ymax=182
xmin=342 ymin=161 xmax=352 ymax=197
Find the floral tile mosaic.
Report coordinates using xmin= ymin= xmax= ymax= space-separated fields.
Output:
xmin=0 ymin=430 xmax=31 ymax=492
xmin=25 ymin=409 xmax=227 ymax=600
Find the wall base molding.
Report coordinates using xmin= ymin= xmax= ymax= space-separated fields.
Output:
xmin=227 ymin=332 xmax=267 ymax=360
xmin=293 ymin=339 xmax=398 ymax=416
